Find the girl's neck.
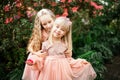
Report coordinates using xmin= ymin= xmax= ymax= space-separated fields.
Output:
xmin=52 ymin=37 xmax=62 ymax=43
xmin=42 ymin=29 xmax=49 ymax=41
xmin=43 ymin=29 xmax=50 ymax=34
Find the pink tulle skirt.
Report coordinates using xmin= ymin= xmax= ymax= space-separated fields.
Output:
xmin=38 ymin=55 xmax=96 ymax=80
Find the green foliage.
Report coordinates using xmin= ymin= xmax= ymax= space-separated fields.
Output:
xmin=0 ymin=18 xmax=33 ymax=80
xmin=6 ymin=68 xmax=23 ymax=80
xmin=72 ymin=2 xmax=120 ymax=79
xmin=79 ymin=51 xmax=106 ymax=80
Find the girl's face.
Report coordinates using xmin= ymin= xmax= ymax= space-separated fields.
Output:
xmin=52 ymin=23 xmax=67 ymax=39
xmin=40 ymin=14 xmax=54 ymax=32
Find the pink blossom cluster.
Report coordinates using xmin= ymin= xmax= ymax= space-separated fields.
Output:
xmin=4 ymin=17 xmax=13 ymax=24
xmin=3 ymin=0 xmax=104 ymax=24
xmin=90 ymin=1 xmax=103 ymax=10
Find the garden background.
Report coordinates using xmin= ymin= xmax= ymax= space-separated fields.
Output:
xmin=0 ymin=0 xmax=120 ymax=80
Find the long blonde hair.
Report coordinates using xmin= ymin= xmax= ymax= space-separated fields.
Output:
xmin=27 ymin=9 xmax=55 ymax=52
xmin=49 ymin=17 xmax=72 ymax=51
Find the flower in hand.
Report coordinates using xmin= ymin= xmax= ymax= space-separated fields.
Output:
xmin=25 ymin=59 xmax=34 ymax=66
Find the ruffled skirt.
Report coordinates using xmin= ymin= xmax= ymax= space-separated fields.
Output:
xmin=38 ymin=55 xmax=96 ymax=80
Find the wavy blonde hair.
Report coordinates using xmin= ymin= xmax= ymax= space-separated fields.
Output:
xmin=48 ymin=17 xmax=72 ymax=51
xmin=27 ymin=9 xmax=55 ymax=53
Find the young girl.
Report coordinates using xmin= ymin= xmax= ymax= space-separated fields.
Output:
xmin=22 ymin=8 xmax=55 ymax=80
xmin=38 ymin=17 xmax=97 ymax=80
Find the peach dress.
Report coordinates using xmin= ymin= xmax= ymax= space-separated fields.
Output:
xmin=37 ymin=41 xmax=96 ymax=80
xmin=22 ymin=53 xmax=40 ymax=80
xmin=22 ymin=31 xmax=48 ymax=80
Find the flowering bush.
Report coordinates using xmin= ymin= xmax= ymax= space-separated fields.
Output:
xmin=2 ymin=0 xmax=106 ymax=24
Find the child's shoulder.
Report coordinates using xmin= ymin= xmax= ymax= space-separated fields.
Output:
xmin=42 ymin=40 xmax=52 ymax=50
xmin=42 ymin=40 xmax=50 ymax=45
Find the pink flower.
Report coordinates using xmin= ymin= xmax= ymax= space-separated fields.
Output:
xmin=26 ymin=7 xmax=37 ymax=18
xmin=62 ymin=8 xmax=68 ymax=17
xmin=72 ymin=7 xmax=78 ymax=12
xmin=5 ymin=17 xmax=13 ymax=24
xmin=14 ymin=15 xmax=20 ymax=19
xmin=90 ymin=1 xmax=97 ymax=7
xmin=97 ymin=5 xmax=103 ymax=10
xmin=90 ymin=1 xmax=103 ymax=10
xmin=68 ymin=0 xmax=72 ymax=3
xmin=4 ymin=4 xmax=10 ymax=12
xmin=94 ymin=5 xmax=103 ymax=10
xmin=14 ymin=11 xmax=21 ymax=19
xmin=16 ymin=2 xmax=22 ymax=8
xmin=60 ymin=0 xmax=66 ymax=3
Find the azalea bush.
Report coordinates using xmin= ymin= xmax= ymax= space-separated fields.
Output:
xmin=0 ymin=0 xmax=120 ymax=80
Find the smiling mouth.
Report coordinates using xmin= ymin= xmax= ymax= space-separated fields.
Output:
xmin=54 ymin=32 xmax=60 ymax=35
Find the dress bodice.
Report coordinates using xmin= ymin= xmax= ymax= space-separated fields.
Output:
xmin=42 ymin=41 xmax=67 ymax=56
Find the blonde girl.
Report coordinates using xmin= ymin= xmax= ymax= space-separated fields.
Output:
xmin=38 ymin=17 xmax=96 ymax=80
xmin=22 ymin=8 xmax=55 ymax=80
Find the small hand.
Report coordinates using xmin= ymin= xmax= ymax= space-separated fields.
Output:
xmin=35 ymin=50 xmax=48 ymax=58
xmin=64 ymin=49 xmax=72 ymax=58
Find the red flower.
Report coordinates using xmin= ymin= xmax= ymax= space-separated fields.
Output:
xmin=62 ymin=8 xmax=68 ymax=17
xmin=90 ymin=1 xmax=97 ymax=7
xmin=4 ymin=4 xmax=10 ymax=12
xmin=16 ymin=2 xmax=22 ymax=8
xmin=26 ymin=59 xmax=33 ymax=64
xmin=90 ymin=1 xmax=103 ymax=10
xmin=5 ymin=17 xmax=13 ymax=24
xmin=72 ymin=7 xmax=78 ymax=12
xmin=96 ymin=5 xmax=103 ymax=10
xmin=68 ymin=0 xmax=72 ymax=3
xmin=60 ymin=0 xmax=66 ymax=3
